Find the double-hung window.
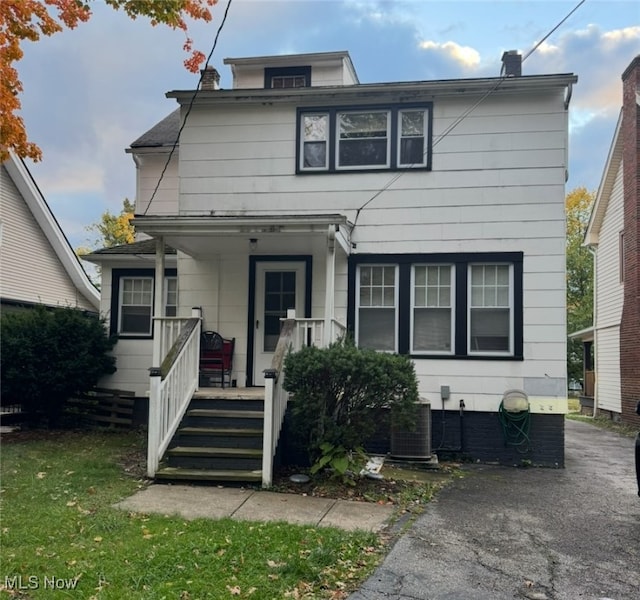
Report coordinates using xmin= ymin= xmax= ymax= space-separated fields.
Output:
xmin=297 ymin=103 xmax=432 ymax=173
xmin=412 ymin=265 xmax=454 ymax=354
xmin=468 ymin=264 xmax=512 ymax=354
xmin=356 ymin=265 xmax=397 ymax=351
xmin=112 ymin=270 xmax=178 ymax=337
xmin=301 ymin=113 xmax=329 ymax=170
xmin=338 ymin=110 xmax=390 ymax=169
xmin=119 ymin=277 xmax=153 ymax=335
xmin=350 ymin=254 xmax=522 ymax=358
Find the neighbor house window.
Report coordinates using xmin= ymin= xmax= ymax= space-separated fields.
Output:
xmin=349 ymin=253 xmax=522 ymax=359
xmin=412 ymin=265 xmax=454 ymax=354
xmin=119 ymin=277 xmax=153 ymax=335
xmin=468 ymin=264 xmax=512 ymax=354
xmin=297 ymin=103 xmax=432 ymax=173
xmin=356 ymin=265 xmax=398 ymax=351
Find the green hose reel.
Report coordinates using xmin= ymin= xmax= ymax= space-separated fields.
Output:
xmin=498 ymin=389 xmax=531 ymax=453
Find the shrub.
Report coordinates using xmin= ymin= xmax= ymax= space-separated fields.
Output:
xmin=283 ymin=338 xmax=419 ymax=470
xmin=0 ymin=306 xmax=117 ymax=426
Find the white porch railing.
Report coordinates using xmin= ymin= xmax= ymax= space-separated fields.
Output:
xmin=291 ymin=317 xmax=347 ymax=348
xmin=147 ymin=317 xmax=201 ymax=478
xmin=262 ymin=315 xmax=346 ymax=487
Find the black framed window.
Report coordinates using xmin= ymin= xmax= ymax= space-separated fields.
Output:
xmin=297 ymin=103 xmax=433 ymax=173
xmin=110 ymin=269 xmax=178 ymax=338
xmin=265 ymin=66 xmax=311 ymax=89
xmin=348 ymin=253 xmax=523 ymax=360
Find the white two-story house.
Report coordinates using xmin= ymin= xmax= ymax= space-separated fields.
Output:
xmin=86 ymin=51 xmax=577 ymax=482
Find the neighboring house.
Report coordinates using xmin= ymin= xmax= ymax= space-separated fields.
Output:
xmin=85 ymin=50 xmax=577 ymax=481
xmin=578 ymin=55 xmax=640 ymax=427
xmin=0 ymin=153 xmax=99 ymax=312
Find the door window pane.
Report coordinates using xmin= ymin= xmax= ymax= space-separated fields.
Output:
xmin=263 ymin=271 xmax=296 ymax=352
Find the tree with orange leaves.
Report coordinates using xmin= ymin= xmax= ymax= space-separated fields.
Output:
xmin=0 ymin=0 xmax=217 ymax=163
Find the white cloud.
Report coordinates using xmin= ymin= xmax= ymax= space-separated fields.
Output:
xmin=419 ymin=40 xmax=481 ymax=69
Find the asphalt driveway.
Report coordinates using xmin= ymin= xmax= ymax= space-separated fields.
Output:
xmin=349 ymin=419 xmax=639 ymax=600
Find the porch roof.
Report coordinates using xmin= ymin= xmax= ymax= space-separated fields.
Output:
xmin=131 ymin=214 xmax=352 ymax=257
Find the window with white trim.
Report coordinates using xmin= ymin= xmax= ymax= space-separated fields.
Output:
xmin=349 ymin=253 xmax=522 ymax=359
xmin=119 ymin=277 xmax=153 ymax=335
xmin=301 ymin=113 xmax=329 ymax=170
xmin=165 ymin=277 xmax=178 ymax=317
xmin=297 ymin=103 xmax=432 ymax=173
xmin=468 ymin=264 xmax=512 ymax=354
xmin=356 ymin=265 xmax=398 ymax=351
xmin=338 ymin=110 xmax=390 ymax=169
xmin=113 ymin=271 xmax=178 ymax=337
xmin=412 ymin=265 xmax=454 ymax=354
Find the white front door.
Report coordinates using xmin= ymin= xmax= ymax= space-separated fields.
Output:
xmin=253 ymin=262 xmax=306 ymax=385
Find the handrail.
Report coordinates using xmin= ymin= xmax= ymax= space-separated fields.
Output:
xmin=262 ymin=319 xmax=296 ymax=487
xmin=147 ymin=317 xmax=201 ymax=478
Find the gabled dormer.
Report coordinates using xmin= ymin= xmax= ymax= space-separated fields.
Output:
xmin=222 ymin=50 xmax=359 ymax=89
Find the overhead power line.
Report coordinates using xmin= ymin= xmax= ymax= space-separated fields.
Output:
xmin=350 ymin=0 xmax=586 ymax=235
xmin=141 ymin=0 xmax=234 ymax=216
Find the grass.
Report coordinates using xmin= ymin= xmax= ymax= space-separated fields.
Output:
xmin=0 ymin=430 xmax=389 ymax=599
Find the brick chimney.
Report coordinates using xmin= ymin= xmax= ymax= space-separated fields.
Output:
xmin=200 ymin=66 xmax=220 ymax=91
xmin=620 ymin=55 xmax=640 ymax=427
xmin=501 ymin=50 xmax=522 ymax=77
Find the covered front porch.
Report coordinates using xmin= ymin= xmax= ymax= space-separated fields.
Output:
xmin=132 ymin=214 xmax=353 ymax=486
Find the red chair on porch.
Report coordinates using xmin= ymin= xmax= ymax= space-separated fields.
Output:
xmin=200 ymin=331 xmax=235 ymax=388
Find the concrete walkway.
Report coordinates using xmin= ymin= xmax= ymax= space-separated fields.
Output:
xmin=115 ymin=484 xmax=394 ymax=532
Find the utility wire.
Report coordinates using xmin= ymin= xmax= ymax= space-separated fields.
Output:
xmin=351 ymin=0 xmax=586 ymax=236
xmin=141 ymin=0 xmax=234 ymax=216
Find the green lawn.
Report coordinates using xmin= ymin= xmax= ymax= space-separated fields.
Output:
xmin=0 ymin=430 xmax=383 ymax=599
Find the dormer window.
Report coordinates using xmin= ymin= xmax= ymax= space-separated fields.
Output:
xmin=265 ymin=66 xmax=311 ymax=89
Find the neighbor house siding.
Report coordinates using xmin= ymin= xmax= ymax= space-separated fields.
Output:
xmin=593 ymin=162 xmax=624 ymax=414
xmin=0 ymin=165 xmax=96 ymax=311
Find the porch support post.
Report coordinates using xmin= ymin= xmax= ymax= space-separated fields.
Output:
xmin=152 ymin=237 xmax=166 ymax=366
xmin=324 ymin=225 xmax=336 ymax=346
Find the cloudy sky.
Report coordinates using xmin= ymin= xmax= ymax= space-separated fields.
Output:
xmin=16 ymin=0 xmax=639 ymax=251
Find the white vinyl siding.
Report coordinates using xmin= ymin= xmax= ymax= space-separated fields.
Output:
xmin=0 ymin=165 xmax=96 ymax=311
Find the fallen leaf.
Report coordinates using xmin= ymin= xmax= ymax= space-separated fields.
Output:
xmin=93 ymin=536 xmax=103 ymax=543
xmin=36 ymin=472 xmax=46 ymax=479
xmin=226 ymin=585 xmax=241 ymax=595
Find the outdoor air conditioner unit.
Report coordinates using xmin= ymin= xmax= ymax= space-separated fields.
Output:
xmin=390 ymin=401 xmax=432 ymax=460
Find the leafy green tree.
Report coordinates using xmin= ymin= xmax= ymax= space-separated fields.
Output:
xmin=566 ymin=187 xmax=595 ymax=383
xmin=1 ymin=306 xmax=117 ymax=427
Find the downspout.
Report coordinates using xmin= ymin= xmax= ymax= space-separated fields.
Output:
xmin=152 ymin=237 xmax=166 ymax=367
xmin=324 ymin=225 xmax=336 ymax=346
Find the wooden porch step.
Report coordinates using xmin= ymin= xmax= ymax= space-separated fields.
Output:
xmin=167 ymin=446 xmax=262 ymax=458
xmin=178 ymin=426 xmax=263 ymax=437
xmin=187 ymin=409 xmax=263 ymax=419
xmin=154 ymin=467 xmax=262 ymax=482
